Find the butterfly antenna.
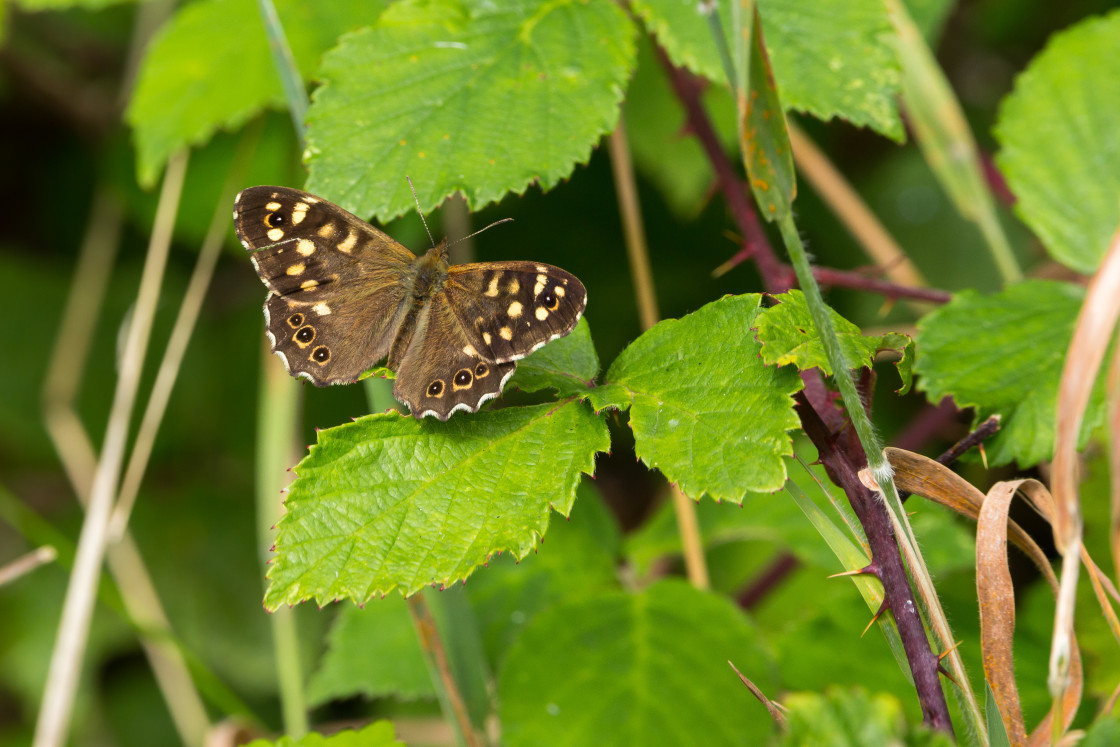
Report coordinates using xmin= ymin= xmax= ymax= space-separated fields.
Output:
xmin=447 ymin=218 xmax=515 ymax=248
xmin=406 ymin=176 xmax=437 ymax=248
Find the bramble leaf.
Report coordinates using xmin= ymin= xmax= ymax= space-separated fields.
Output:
xmin=304 ymin=0 xmax=636 ymax=220
xmin=264 ymin=401 xmax=609 ymax=606
xmin=510 ymin=318 xmax=599 ymax=397
xmin=915 ymin=280 xmax=1103 ymax=467
xmin=995 ymin=10 xmax=1120 ymax=274
xmin=631 ymin=0 xmax=903 ymax=140
xmin=500 ymin=581 xmax=777 ymax=746
xmin=587 ymin=294 xmax=803 ymax=501
xmin=756 ymin=290 xmax=913 ymax=390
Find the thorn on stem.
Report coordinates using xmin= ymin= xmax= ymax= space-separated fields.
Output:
xmin=862 ymin=599 xmax=890 ymax=637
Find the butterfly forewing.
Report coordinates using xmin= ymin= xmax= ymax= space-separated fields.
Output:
xmin=235 ymin=186 xmax=415 ymax=385
xmin=443 ymin=262 xmax=587 ymax=363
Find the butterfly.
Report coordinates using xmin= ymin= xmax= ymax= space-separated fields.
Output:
xmin=234 ymin=186 xmax=587 ymax=420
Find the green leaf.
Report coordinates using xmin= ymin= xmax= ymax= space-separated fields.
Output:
xmin=246 ymin=721 xmax=401 ymax=747
xmin=126 ymin=0 xmax=376 ymax=186
xmin=631 ymin=0 xmax=903 ymax=141
xmin=306 ymin=596 xmax=435 ymax=705
xmin=264 ymin=401 xmax=610 ymax=606
xmin=467 ymin=484 xmax=621 ymax=666
xmin=588 ymin=294 xmax=803 ymax=500
xmin=303 ymin=0 xmax=637 ymax=220
xmin=625 ymin=37 xmax=739 ymax=217
xmin=995 ymin=10 xmax=1120 ymax=274
xmin=915 ymin=280 xmax=1103 ymax=467
xmin=510 ymin=318 xmax=599 ymax=397
xmin=756 ymin=290 xmax=914 ymax=388
xmin=779 ymin=687 xmax=955 ymax=746
xmin=499 ymin=580 xmax=777 ymax=746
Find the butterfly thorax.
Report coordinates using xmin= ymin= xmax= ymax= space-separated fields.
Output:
xmin=386 ymin=244 xmax=451 ymax=369
xmin=408 ymin=242 xmax=450 ymax=301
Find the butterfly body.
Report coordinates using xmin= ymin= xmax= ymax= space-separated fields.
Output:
xmin=234 ymin=186 xmax=587 ymax=420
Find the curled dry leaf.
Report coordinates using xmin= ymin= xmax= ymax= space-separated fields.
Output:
xmin=885 ymin=450 xmax=1092 ymax=744
xmin=1049 ymin=225 xmax=1120 ymax=708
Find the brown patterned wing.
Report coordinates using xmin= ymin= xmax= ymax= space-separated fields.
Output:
xmin=442 ymin=261 xmax=588 ymax=363
xmin=392 ymin=293 xmax=517 ymax=419
xmin=234 ymin=185 xmax=417 ymax=385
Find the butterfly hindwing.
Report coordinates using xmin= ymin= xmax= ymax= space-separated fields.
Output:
xmin=235 ymin=186 xmax=415 ymax=385
xmin=393 ymin=293 xmax=518 ymax=419
xmin=443 ymin=262 xmax=587 ymax=363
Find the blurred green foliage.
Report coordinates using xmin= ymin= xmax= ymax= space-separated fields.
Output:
xmin=4 ymin=0 xmax=1120 ymax=744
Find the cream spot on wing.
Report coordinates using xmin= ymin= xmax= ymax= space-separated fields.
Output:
xmin=534 ymin=275 xmax=547 ymax=296
xmin=485 ymin=275 xmax=500 ymax=297
xmin=535 ymin=306 xmax=549 ymax=321
xmin=301 ymin=280 xmax=319 ymax=290
xmin=536 ymin=265 xmax=547 ymax=272
xmin=508 ymin=301 xmax=522 ymax=318
xmin=291 ymin=203 xmax=309 ymax=225
xmin=483 ymin=331 xmax=492 ymax=345
xmin=463 ymin=344 xmax=477 ymax=357
xmin=508 ymin=278 xmax=520 ymax=294
xmin=297 ymin=239 xmax=315 ymax=256
xmin=286 ymin=263 xmax=305 ymax=276
xmin=267 ymin=228 xmax=284 ymax=242
xmin=305 ymin=196 xmax=319 ymax=203
xmin=337 ymin=231 xmax=358 ymax=253
xmin=313 ymin=302 xmax=331 ymax=315
xmin=499 ymin=326 xmax=512 ymax=341
xmin=317 ymin=223 xmax=336 ymax=239
xmin=555 ymin=286 xmax=565 ymax=297
xmin=266 ymin=201 xmax=281 ymax=211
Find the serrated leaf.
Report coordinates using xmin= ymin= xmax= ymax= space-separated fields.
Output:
xmin=467 ymin=484 xmax=621 ymax=666
xmin=246 ymin=721 xmax=401 ymax=747
xmin=995 ymin=10 xmax=1120 ymax=274
xmin=303 ymin=0 xmax=637 ymax=220
xmin=756 ymin=291 xmax=914 ymax=389
xmin=915 ymin=280 xmax=1104 ymax=467
xmin=264 ymin=401 xmax=610 ymax=606
xmin=779 ymin=687 xmax=955 ymax=746
xmin=588 ymin=294 xmax=803 ymax=500
xmin=126 ymin=0 xmax=376 ymax=186
xmin=499 ymin=580 xmax=777 ymax=746
xmin=306 ymin=595 xmax=435 ymax=705
xmin=510 ymin=318 xmax=599 ymax=397
xmin=631 ymin=0 xmax=903 ymax=140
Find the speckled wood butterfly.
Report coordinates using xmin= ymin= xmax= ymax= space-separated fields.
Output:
xmin=234 ymin=186 xmax=587 ymax=420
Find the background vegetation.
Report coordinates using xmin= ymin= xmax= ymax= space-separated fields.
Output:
xmin=3 ymin=0 xmax=1120 ymax=744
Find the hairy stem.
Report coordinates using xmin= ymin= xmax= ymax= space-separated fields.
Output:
xmin=796 ymin=394 xmax=953 ymax=733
